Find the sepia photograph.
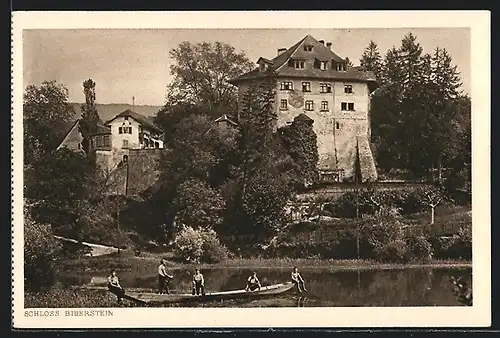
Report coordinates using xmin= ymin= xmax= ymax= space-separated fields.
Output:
xmin=11 ymin=11 xmax=490 ymax=328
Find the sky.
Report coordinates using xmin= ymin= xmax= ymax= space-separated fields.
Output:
xmin=23 ymin=28 xmax=470 ymax=106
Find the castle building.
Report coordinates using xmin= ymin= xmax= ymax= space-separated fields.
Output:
xmin=229 ymin=35 xmax=378 ymax=183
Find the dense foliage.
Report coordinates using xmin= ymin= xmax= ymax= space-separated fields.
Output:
xmin=362 ymin=36 xmax=470 ymax=185
xmin=24 ymin=207 xmax=62 ymax=292
xmin=78 ymin=79 xmax=102 ymax=154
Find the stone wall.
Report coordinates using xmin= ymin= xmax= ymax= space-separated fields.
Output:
xmin=96 ymin=148 xmax=162 ymax=197
xmin=126 ymin=149 xmax=162 ymax=196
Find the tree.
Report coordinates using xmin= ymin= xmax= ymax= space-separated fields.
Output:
xmin=278 ymin=114 xmax=319 ymax=189
xmin=166 ymin=41 xmax=254 ymax=118
xmin=223 ymin=70 xmax=294 ymax=241
xmin=79 ymin=79 xmax=101 ymax=154
xmin=172 ymin=178 xmax=225 ymax=231
xmin=421 ymin=186 xmax=446 ymax=225
xmin=26 ymin=148 xmax=94 ymax=233
xmin=24 ymin=206 xmax=62 ymax=292
xmin=360 ymin=40 xmax=383 ymax=80
xmin=23 ymin=81 xmax=75 ymax=166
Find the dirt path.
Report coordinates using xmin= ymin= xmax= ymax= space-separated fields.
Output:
xmin=54 ymin=236 xmax=120 ymax=257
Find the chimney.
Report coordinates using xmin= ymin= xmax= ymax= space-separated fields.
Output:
xmin=319 ymin=40 xmax=325 ymax=45
xmin=132 ymin=96 xmax=135 ymax=108
xmin=277 ymin=48 xmax=286 ymax=56
xmin=326 ymin=42 xmax=332 ymax=50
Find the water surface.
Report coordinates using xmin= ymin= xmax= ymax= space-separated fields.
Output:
xmin=60 ymin=266 xmax=471 ymax=307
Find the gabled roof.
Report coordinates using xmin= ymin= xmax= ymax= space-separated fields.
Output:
xmin=229 ymin=34 xmax=377 ymax=86
xmin=57 ymin=120 xmax=82 ymax=151
xmin=57 ymin=119 xmax=111 ymax=150
xmin=105 ymin=109 xmax=163 ymax=133
xmin=95 ymin=124 xmax=111 ymax=135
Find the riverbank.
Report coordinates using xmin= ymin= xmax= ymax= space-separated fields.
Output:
xmin=57 ymin=252 xmax=471 ymax=274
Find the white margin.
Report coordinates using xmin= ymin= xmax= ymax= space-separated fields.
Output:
xmin=11 ymin=10 xmax=491 ymax=329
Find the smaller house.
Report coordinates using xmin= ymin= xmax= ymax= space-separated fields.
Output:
xmin=103 ymin=109 xmax=164 ymax=150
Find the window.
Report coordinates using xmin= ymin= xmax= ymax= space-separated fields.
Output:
xmin=305 ymin=100 xmax=314 ymax=111
xmin=341 ymin=102 xmax=355 ymax=111
xmin=304 ymin=45 xmax=313 ymax=52
xmin=336 ymin=122 xmax=340 ymax=129
xmin=302 ymin=82 xmax=311 ymax=92
xmin=280 ymin=99 xmax=288 ymax=110
xmin=155 ymin=142 xmax=159 ymax=149
xmin=128 ymin=127 xmax=132 ymax=134
xmin=320 ymin=61 xmax=328 ymax=70
xmin=118 ymin=127 xmax=123 ymax=134
xmin=122 ymin=140 xmax=129 ymax=148
xmin=124 ymin=116 xmax=129 ymax=121
xmin=337 ymin=63 xmax=347 ymax=71
xmin=321 ymin=101 xmax=329 ymax=111
xmin=344 ymin=85 xmax=353 ymax=94
xmin=320 ymin=83 xmax=332 ymax=93
xmin=280 ymin=81 xmax=293 ymax=90
xmin=123 ymin=155 xmax=128 ymax=163
xmin=289 ymin=60 xmax=305 ymax=69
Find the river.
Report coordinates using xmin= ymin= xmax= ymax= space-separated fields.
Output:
xmin=59 ymin=266 xmax=471 ymax=307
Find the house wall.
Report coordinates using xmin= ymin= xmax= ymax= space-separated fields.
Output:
xmin=108 ymin=117 xmax=142 ymax=150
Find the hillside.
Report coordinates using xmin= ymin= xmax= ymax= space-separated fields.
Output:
xmin=69 ymin=103 xmax=163 ymax=123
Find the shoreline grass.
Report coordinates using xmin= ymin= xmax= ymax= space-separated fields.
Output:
xmin=57 ymin=252 xmax=471 ymax=274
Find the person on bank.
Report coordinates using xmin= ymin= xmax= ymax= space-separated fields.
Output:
xmin=192 ymin=269 xmax=205 ymax=296
xmin=158 ymin=259 xmax=173 ymax=295
xmin=245 ymin=272 xmax=261 ymax=291
xmin=291 ymin=267 xmax=307 ymax=292
xmin=107 ymin=270 xmax=126 ymax=302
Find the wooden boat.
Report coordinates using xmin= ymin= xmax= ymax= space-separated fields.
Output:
xmin=123 ymin=282 xmax=296 ymax=305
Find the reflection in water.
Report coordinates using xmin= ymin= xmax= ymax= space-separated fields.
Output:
xmin=59 ymin=267 xmax=471 ymax=307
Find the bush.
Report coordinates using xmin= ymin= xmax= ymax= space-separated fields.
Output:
xmin=365 ymin=208 xmax=410 ymax=262
xmin=172 ymin=226 xmax=204 ymax=263
xmin=173 ymin=226 xmax=229 ymax=263
xmin=373 ymin=239 xmax=409 ymax=263
xmin=428 ymin=222 xmax=471 ymax=260
xmin=200 ymin=228 xmax=231 ymax=263
xmin=406 ymin=235 xmax=433 ymax=262
xmin=450 ymin=223 xmax=472 ymax=260
xmin=24 ymin=212 xmax=62 ymax=292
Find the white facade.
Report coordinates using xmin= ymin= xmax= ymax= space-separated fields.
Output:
xmin=107 ymin=116 xmax=164 ymax=150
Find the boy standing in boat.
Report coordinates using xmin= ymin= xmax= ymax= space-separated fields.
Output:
xmin=245 ymin=272 xmax=261 ymax=291
xmin=192 ymin=269 xmax=205 ymax=296
xmin=158 ymin=259 xmax=173 ymax=295
xmin=291 ymin=267 xmax=307 ymax=292
xmin=107 ymin=270 xmax=126 ymax=302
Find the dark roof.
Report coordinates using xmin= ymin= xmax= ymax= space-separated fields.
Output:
xmin=229 ymin=34 xmax=377 ymax=85
xmin=95 ymin=124 xmax=111 ymax=135
xmin=105 ymin=109 xmax=163 ymax=133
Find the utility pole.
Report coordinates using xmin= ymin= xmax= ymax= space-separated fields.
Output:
xmin=116 ymin=196 xmax=121 ymax=255
xmin=355 ymin=144 xmax=360 ymax=260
